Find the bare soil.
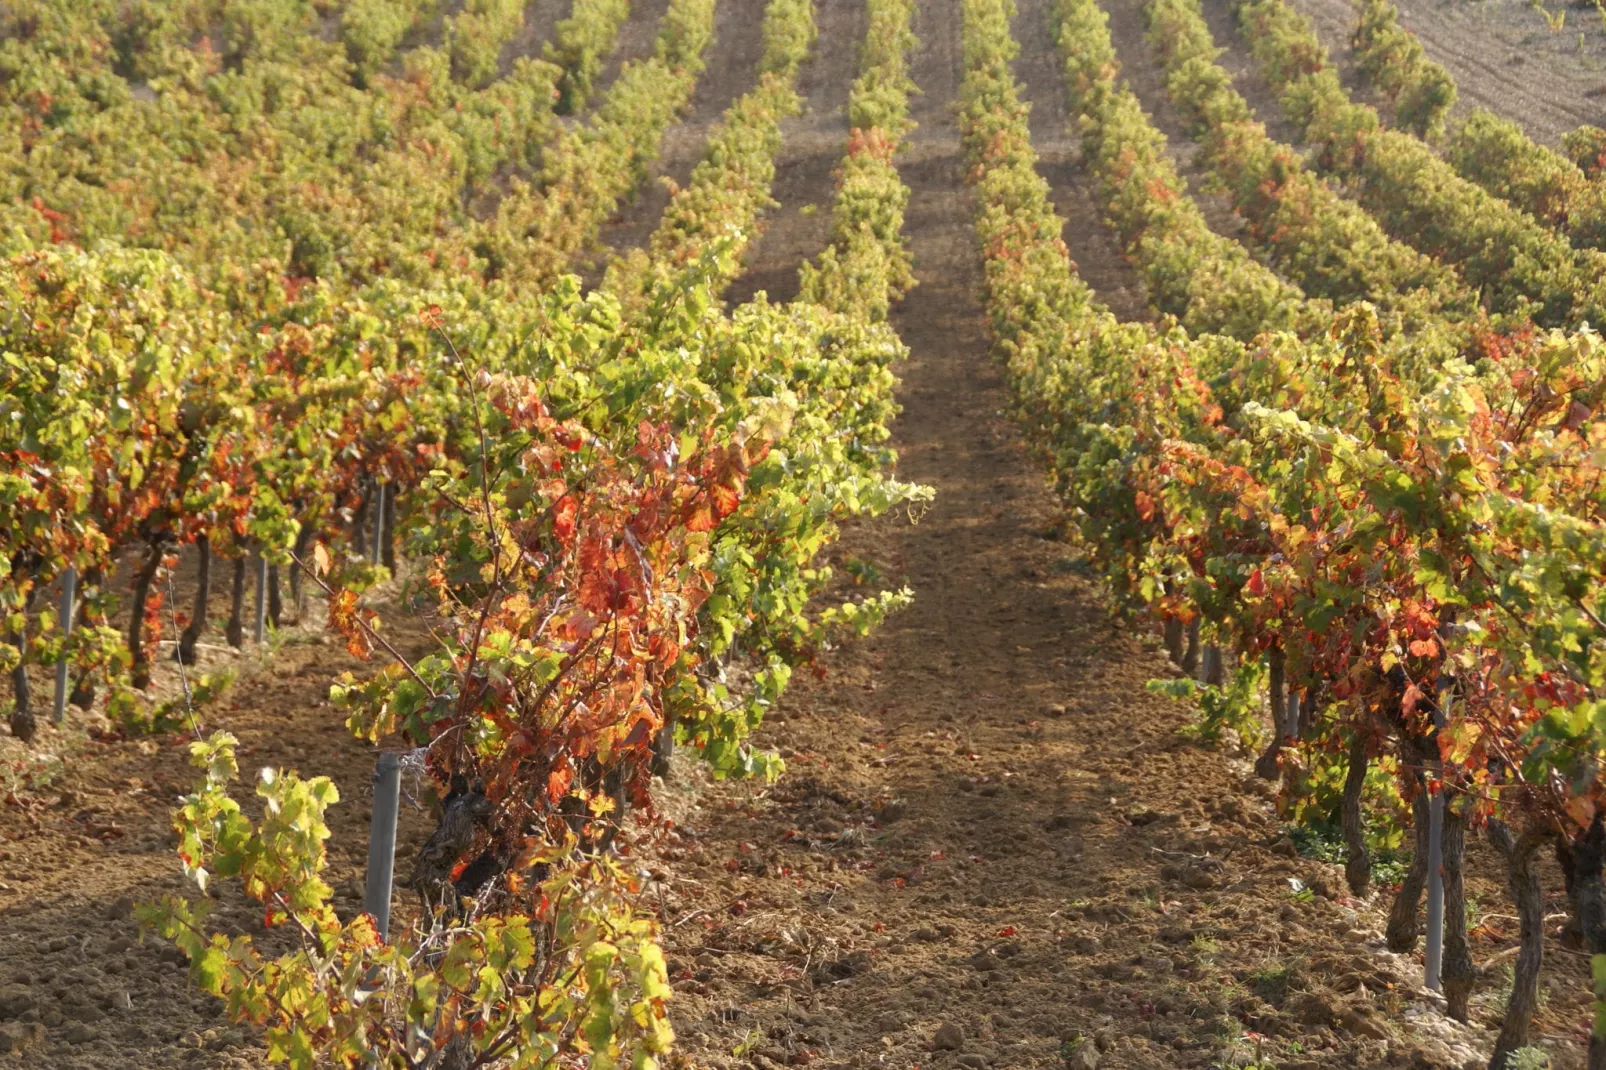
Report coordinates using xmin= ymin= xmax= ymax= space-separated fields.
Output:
xmin=498 ymin=0 xmax=567 ymax=76
xmin=590 ymin=0 xmax=771 ymax=263
xmin=1280 ymin=0 xmax=1606 ymax=145
xmin=725 ymin=0 xmax=865 ymax=308
xmin=1013 ymin=0 xmax=1154 ymax=321
xmin=596 ymin=0 xmax=677 ymax=97
xmin=7 ymin=1 xmax=1606 ymax=1068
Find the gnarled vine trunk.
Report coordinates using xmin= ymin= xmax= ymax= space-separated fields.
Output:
xmin=1387 ymin=777 xmax=1431 ymax=952
xmin=1254 ymin=647 xmax=1288 ymax=779
xmin=69 ymin=568 xmax=103 ymax=709
xmin=1561 ymin=818 xmax=1606 ymax=1070
xmin=1163 ymin=617 xmax=1185 ymax=666
xmin=225 ymin=556 xmax=247 ymax=649
xmin=351 ymin=481 xmax=373 ymax=554
xmin=267 ymin=564 xmax=283 ymax=629
xmin=382 ymin=484 xmax=399 ymax=571
xmin=288 ymin=523 xmax=314 ymax=620
xmin=177 ymin=536 xmax=211 ymax=665
xmin=128 ymin=540 xmax=166 ymax=690
xmin=1341 ymin=732 xmax=1370 ymax=896
xmin=1488 ymin=819 xmax=1544 ymax=1069
xmin=8 ymin=579 xmax=37 ymax=742
xmin=651 ymin=712 xmax=676 ymax=780
xmin=1441 ymin=800 xmax=1475 ymax=1022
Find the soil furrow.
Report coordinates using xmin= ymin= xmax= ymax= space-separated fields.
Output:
xmin=595 ymin=0 xmax=677 ymax=94
xmin=498 ymin=0 xmax=568 ymax=71
xmin=0 ymin=614 xmax=439 ymax=1069
xmin=1012 ymin=0 xmax=1153 ymax=322
xmin=1281 ymin=0 xmax=1604 ymax=146
xmin=724 ymin=0 xmax=867 ymax=307
xmin=590 ymin=0 xmax=770 ymax=266
xmin=1196 ymin=0 xmax=1310 ymax=146
xmin=1093 ymin=0 xmax=1261 ymax=247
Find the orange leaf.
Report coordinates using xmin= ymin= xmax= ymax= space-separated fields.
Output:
xmin=546 ymin=763 xmax=573 ymax=803
xmin=1135 ymin=491 xmax=1156 ymax=523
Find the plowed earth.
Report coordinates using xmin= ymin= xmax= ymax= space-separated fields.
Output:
xmin=2 ymin=1 xmax=1605 ymax=1068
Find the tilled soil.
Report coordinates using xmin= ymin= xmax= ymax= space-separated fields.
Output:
xmin=1013 ymin=0 xmax=1154 ymax=322
xmin=590 ymin=0 xmax=771 ymax=265
xmin=725 ymin=0 xmax=865 ymax=308
xmin=5 ymin=1 xmax=1606 ymax=1068
xmin=1279 ymin=0 xmax=1606 ymax=145
xmin=0 ymin=603 xmax=440 ymax=1069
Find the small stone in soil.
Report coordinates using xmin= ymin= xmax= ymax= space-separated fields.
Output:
xmin=0 ymin=1022 xmax=44 ymax=1054
xmin=932 ymin=1021 xmax=964 ymax=1051
xmin=0 ymin=985 xmax=36 ymax=1020
xmin=1066 ymin=1040 xmax=1099 ymax=1069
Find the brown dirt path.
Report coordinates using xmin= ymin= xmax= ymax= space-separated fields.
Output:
xmin=1072 ymin=0 xmax=1265 ymax=254
xmin=596 ymin=0 xmax=677 ymax=95
xmin=1195 ymin=0 xmax=1312 ymax=146
xmin=499 ymin=0 xmax=568 ymax=73
xmin=0 ymin=604 xmax=440 ymax=1069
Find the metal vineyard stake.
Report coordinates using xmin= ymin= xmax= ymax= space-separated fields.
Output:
xmin=1424 ymin=697 xmax=1450 ymax=992
xmin=365 ymin=752 xmax=402 ymax=939
xmin=254 ymin=556 xmax=268 ymax=645
xmin=51 ymin=567 xmax=76 ymax=725
xmin=370 ymin=484 xmax=386 ymax=566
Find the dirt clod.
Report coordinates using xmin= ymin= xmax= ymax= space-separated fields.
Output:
xmin=932 ymin=1021 xmax=964 ymax=1050
xmin=1065 ymin=1040 xmax=1099 ymax=1069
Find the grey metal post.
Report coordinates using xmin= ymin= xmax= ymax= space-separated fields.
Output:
xmin=1424 ymin=788 xmax=1445 ymax=990
xmin=254 ymin=556 xmax=268 ymax=645
xmin=370 ymin=484 xmax=386 ymax=566
xmin=365 ymin=752 xmax=402 ymax=938
xmin=1424 ymin=698 xmax=1450 ymax=992
xmin=51 ymin=567 xmax=75 ymax=724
